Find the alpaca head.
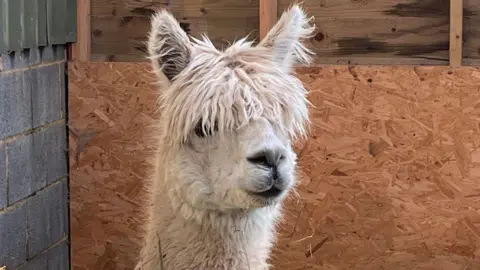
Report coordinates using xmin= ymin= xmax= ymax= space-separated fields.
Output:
xmin=148 ymin=5 xmax=315 ymax=213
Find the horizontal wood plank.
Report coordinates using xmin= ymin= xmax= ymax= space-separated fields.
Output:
xmin=90 ymin=0 xmax=259 ymax=61
xmin=278 ymin=0 xmax=450 ymax=65
xmin=92 ymin=0 xmax=260 ymax=18
xmin=463 ymin=0 xmax=480 ymax=65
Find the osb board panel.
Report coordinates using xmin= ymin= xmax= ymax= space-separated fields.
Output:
xmin=69 ymin=61 xmax=480 ymax=270
xmin=90 ymin=0 xmax=259 ymax=62
xmin=276 ymin=66 xmax=480 ymax=269
xmin=277 ymin=0 xmax=450 ymax=65
xmin=464 ymin=0 xmax=480 ymax=65
xmin=68 ymin=62 xmax=159 ymax=269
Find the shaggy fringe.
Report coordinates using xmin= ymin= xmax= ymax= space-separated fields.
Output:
xmin=145 ymin=5 xmax=315 ymax=148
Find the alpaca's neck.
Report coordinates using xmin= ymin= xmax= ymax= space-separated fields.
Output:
xmin=168 ymin=186 xmax=281 ymax=240
xmin=152 ymin=187 xmax=281 ymax=269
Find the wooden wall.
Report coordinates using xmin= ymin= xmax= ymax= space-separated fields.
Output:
xmin=90 ymin=0 xmax=259 ymax=61
xmin=281 ymin=0 xmax=453 ymax=65
xmin=86 ymin=0 xmax=480 ymax=65
xmin=69 ymin=61 xmax=480 ymax=269
xmin=464 ymin=0 xmax=480 ymax=65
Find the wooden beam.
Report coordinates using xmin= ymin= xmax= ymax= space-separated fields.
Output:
xmin=259 ymin=0 xmax=278 ymax=39
xmin=73 ymin=0 xmax=91 ymax=62
xmin=449 ymin=0 xmax=463 ymax=68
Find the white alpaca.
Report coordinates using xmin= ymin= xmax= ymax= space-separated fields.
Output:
xmin=135 ymin=4 xmax=315 ymax=270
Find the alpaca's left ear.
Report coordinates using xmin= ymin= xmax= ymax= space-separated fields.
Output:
xmin=147 ymin=10 xmax=191 ymax=83
xmin=258 ymin=5 xmax=315 ymax=72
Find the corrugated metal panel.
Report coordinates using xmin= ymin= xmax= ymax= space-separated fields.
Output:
xmin=0 ymin=0 xmax=5 ymax=53
xmin=4 ymin=0 xmax=22 ymax=52
xmin=22 ymin=0 xmax=37 ymax=49
xmin=47 ymin=0 xmax=67 ymax=44
xmin=37 ymin=0 xmax=48 ymax=46
xmin=0 ymin=0 xmax=76 ymax=54
xmin=65 ymin=0 xmax=77 ymax=43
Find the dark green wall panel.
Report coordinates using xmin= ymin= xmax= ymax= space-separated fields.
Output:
xmin=22 ymin=0 xmax=38 ymax=49
xmin=0 ymin=1 xmax=5 ymax=53
xmin=4 ymin=0 xmax=22 ymax=52
xmin=66 ymin=0 xmax=77 ymax=43
xmin=37 ymin=0 xmax=48 ymax=46
xmin=0 ymin=0 xmax=76 ymax=53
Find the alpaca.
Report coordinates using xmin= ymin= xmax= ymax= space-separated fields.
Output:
xmin=135 ymin=4 xmax=315 ymax=270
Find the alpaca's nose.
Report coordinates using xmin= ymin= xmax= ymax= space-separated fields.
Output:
xmin=247 ymin=149 xmax=285 ymax=168
xmin=247 ymin=147 xmax=289 ymax=199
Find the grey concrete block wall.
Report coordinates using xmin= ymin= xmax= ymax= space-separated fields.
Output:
xmin=0 ymin=70 xmax=33 ymax=139
xmin=0 ymin=46 xmax=70 ymax=270
xmin=0 ymin=203 xmax=27 ymax=268
xmin=7 ymin=123 xmax=67 ymax=204
xmin=27 ymin=180 xmax=68 ymax=259
xmin=0 ymin=143 xmax=6 ymax=209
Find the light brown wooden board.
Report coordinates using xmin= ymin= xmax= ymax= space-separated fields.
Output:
xmin=278 ymin=0 xmax=451 ymax=65
xmin=69 ymin=61 xmax=480 ymax=269
xmin=72 ymin=0 xmax=91 ymax=62
xmin=90 ymin=0 xmax=259 ymax=62
xmin=260 ymin=0 xmax=278 ymax=39
xmin=449 ymin=0 xmax=463 ymax=68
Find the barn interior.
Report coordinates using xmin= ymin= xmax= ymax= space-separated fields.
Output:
xmin=68 ymin=0 xmax=480 ymax=269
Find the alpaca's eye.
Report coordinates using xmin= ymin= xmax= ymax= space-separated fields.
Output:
xmin=194 ymin=123 xmax=208 ymax=138
xmin=194 ymin=120 xmax=218 ymax=138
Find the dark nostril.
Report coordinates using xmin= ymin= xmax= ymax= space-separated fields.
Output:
xmin=248 ymin=150 xmax=286 ymax=167
xmin=247 ymin=151 xmax=272 ymax=167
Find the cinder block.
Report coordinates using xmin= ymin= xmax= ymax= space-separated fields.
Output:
xmin=0 ymin=72 xmax=33 ymax=139
xmin=47 ymin=239 xmax=69 ymax=270
xmin=30 ymin=64 xmax=64 ymax=127
xmin=18 ymin=239 xmax=69 ymax=270
xmin=33 ymin=124 xmax=68 ymax=185
xmin=0 ymin=203 xmax=27 ymax=268
xmin=16 ymin=251 xmax=47 ymax=270
xmin=6 ymin=134 xmax=36 ymax=205
xmin=7 ymin=123 xmax=68 ymax=205
xmin=26 ymin=179 xmax=68 ymax=259
xmin=59 ymin=63 xmax=67 ymax=116
xmin=0 ymin=142 xmax=6 ymax=209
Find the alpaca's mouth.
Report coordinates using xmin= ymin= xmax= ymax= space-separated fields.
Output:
xmin=250 ymin=185 xmax=284 ymax=199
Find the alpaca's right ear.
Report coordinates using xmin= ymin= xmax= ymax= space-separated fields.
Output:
xmin=258 ymin=5 xmax=315 ymax=73
xmin=147 ymin=10 xmax=191 ymax=83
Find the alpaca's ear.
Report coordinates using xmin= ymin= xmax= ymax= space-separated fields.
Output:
xmin=258 ymin=5 xmax=315 ymax=72
xmin=147 ymin=10 xmax=191 ymax=82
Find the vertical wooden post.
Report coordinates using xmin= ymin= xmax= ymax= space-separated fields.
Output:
xmin=73 ymin=0 xmax=91 ymax=62
xmin=259 ymin=0 xmax=278 ymax=39
xmin=449 ymin=0 xmax=463 ymax=68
